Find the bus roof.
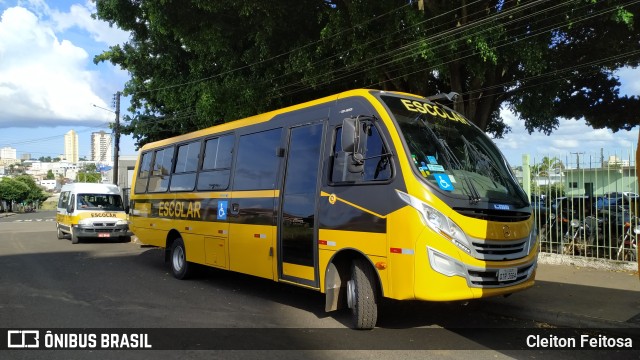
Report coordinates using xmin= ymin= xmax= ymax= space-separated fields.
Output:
xmin=138 ymin=89 xmax=420 ymax=152
xmin=60 ymin=182 xmax=122 ymax=195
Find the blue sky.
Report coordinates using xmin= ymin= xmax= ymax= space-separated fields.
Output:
xmin=0 ymin=0 xmax=639 ymax=167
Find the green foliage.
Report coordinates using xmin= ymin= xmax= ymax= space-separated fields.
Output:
xmin=0 ymin=177 xmax=30 ymax=205
xmin=94 ymin=0 xmax=640 ymax=147
xmin=46 ymin=170 xmax=55 ymax=180
xmin=14 ymin=175 xmax=50 ymax=204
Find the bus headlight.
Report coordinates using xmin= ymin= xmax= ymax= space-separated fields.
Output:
xmin=78 ymin=219 xmax=93 ymax=226
xmin=115 ymin=219 xmax=128 ymax=226
xmin=396 ymin=190 xmax=472 ymax=253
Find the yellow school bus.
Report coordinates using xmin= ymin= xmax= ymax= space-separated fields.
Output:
xmin=129 ymin=89 xmax=538 ymax=329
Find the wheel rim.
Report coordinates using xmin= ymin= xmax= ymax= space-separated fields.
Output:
xmin=347 ymin=279 xmax=355 ymax=309
xmin=172 ymin=246 xmax=185 ymax=272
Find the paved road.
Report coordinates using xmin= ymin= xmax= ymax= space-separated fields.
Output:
xmin=0 ymin=211 xmax=636 ymax=359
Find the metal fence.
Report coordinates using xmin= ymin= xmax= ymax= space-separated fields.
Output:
xmin=521 ymin=151 xmax=638 ymax=263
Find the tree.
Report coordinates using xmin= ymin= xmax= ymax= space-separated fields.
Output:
xmin=46 ymin=170 xmax=55 ymax=180
xmin=532 ymin=156 xmax=564 ymax=177
xmin=94 ymin=0 xmax=640 ymax=148
xmin=0 ymin=178 xmax=30 ymax=211
xmin=14 ymin=175 xmax=49 ymax=205
xmin=76 ymin=163 xmax=102 ymax=183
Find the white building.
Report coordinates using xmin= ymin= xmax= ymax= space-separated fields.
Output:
xmin=91 ymin=131 xmax=112 ymax=163
xmin=0 ymin=146 xmax=17 ymax=160
xmin=64 ymin=130 xmax=79 ymax=164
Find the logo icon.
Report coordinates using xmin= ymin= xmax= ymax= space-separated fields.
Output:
xmin=217 ymin=201 xmax=228 ymax=220
xmin=7 ymin=330 xmax=39 ymax=348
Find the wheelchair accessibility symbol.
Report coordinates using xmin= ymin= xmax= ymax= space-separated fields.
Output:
xmin=433 ymin=173 xmax=454 ymax=191
xmin=217 ymin=201 xmax=228 ymax=220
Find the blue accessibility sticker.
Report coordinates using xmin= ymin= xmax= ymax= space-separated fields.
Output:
xmin=217 ymin=201 xmax=228 ymax=220
xmin=427 ymin=156 xmax=438 ymax=165
xmin=433 ymin=173 xmax=454 ymax=191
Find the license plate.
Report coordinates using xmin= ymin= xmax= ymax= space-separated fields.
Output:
xmin=98 ymin=233 xmax=111 ymax=238
xmin=498 ymin=268 xmax=517 ymax=282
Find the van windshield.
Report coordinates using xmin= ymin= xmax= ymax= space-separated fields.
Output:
xmin=77 ymin=194 xmax=124 ymax=211
xmin=380 ymin=94 xmax=528 ymax=208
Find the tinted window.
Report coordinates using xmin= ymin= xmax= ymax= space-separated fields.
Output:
xmin=233 ymin=128 xmax=282 ymax=191
xmin=174 ymin=141 xmax=201 ymax=173
xmin=331 ymin=125 xmax=392 ymax=183
xmin=134 ymin=152 xmax=152 ymax=193
xmin=197 ymin=134 xmax=234 ymax=191
xmin=171 ymin=141 xmax=201 ymax=192
xmin=148 ymin=147 xmax=174 ymax=193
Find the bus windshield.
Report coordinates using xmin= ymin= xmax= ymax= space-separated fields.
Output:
xmin=380 ymin=95 xmax=527 ymax=208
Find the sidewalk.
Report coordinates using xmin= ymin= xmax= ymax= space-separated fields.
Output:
xmin=481 ymin=254 xmax=640 ymax=331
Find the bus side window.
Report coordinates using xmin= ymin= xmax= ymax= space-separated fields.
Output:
xmin=148 ymin=147 xmax=175 ymax=193
xmin=233 ymin=129 xmax=282 ymax=191
xmin=331 ymin=125 xmax=392 ymax=183
xmin=170 ymin=140 xmax=201 ymax=192
xmin=135 ymin=151 xmax=152 ymax=194
xmin=197 ymin=134 xmax=234 ymax=191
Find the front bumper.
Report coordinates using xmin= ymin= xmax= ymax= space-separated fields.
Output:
xmin=74 ymin=224 xmax=132 ymax=238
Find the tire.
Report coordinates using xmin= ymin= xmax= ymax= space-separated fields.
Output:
xmin=71 ymin=228 xmax=79 ymax=244
xmin=347 ymin=258 xmax=378 ymax=330
xmin=170 ymin=238 xmax=192 ymax=280
xmin=56 ymin=224 xmax=65 ymax=239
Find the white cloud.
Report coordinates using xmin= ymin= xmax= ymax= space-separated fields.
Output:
xmin=50 ymin=1 xmax=129 ymax=45
xmin=616 ymin=67 xmax=640 ymax=96
xmin=0 ymin=3 xmax=128 ymax=128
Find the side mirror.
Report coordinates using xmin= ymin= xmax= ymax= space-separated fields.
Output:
xmin=342 ymin=117 xmax=366 ymax=174
xmin=341 ymin=117 xmax=360 ymax=153
xmin=67 ymin=203 xmax=74 ymax=213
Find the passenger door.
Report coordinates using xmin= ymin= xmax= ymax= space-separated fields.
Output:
xmin=278 ymin=122 xmax=324 ymax=287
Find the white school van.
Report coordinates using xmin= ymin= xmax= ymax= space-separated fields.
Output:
xmin=56 ymin=183 xmax=132 ymax=244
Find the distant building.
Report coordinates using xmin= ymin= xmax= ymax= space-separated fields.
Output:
xmin=91 ymin=131 xmax=112 ymax=163
xmin=0 ymin=146 xmax=17 ymax=160
xmin=20 ymin=153 xmax=31 ymax=160
xmin=64 ymin=130 xmax=79 ymax=164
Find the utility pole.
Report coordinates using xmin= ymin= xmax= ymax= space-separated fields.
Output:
xmin=113 ymin=91 xmax=121 ymax=186
xmin=570 ymin=152 xmax=584 ymax=170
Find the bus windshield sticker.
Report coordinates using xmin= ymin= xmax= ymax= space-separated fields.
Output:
xmin=433 ymin=173 xmax=454 ymax=191
xmin=399 ymin=99 xmax=469 ymax=125
xmin=217 ymin=201 xmax=228 ymax=220
xmin=427 ymin=156 xmax=438 ymax=165
xmin=426 ymin=164 xmax=445 ymax=172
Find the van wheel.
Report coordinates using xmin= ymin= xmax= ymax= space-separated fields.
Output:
xmin=347 ymin=258 xmax=378 ymax=330
xmin=170 ymin=238 xmax=192 ymax=280
xmin=56 ymin=225 xmax=65 ymax=239
xmin=71 ymin=228 xmax=79 ymax=244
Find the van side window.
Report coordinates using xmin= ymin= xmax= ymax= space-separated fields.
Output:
xmin=58 ymin=191 xmax=70 ymax=208
xmin=135 ymin=151 xmax=152 ymax=194
xmin=148 ymin=147 xmax=175 ymax=193
xmin=331 ymin=125 xmax=392 ymax=183
xmin=170 ymin=141 xmax=201 ymax=192
xmin=233 ymin=129 xmax=282 ymax=190
xmin=197 ymin=135 xmax=234 ymax=191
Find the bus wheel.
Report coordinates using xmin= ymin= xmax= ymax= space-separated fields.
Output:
xmin=347 ymin=258 xmax=378 ymax=330
xmin=170 ymin=238 xmax=192 ymax=280
xmin=71 ymin=228 xmax=79 ymax=244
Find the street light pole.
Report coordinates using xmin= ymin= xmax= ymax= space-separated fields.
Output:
xmin=113 ymin=92 xmax=121 ymax=186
